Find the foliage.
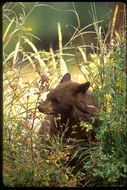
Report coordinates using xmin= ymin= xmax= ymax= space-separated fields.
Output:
xmin=83 ymin=146 xmax=127 ymax=186
xmin=69 ymin=4 xmax=126 ymax=187
xmin=3 ymin=2 xmax=126 ymax=187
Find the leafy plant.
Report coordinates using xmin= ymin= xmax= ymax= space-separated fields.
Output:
xmin=3 ymin=2 xmax=126 ymax=187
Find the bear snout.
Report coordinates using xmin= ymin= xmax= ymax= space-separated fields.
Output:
xmin=37 ymin=101 xmax=54 ymax=114
xmin=37 ymin=103 xmax=43 ymax=112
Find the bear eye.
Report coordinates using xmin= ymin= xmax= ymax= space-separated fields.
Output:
xmin=51 ymin=97 xmax=60 ymax=104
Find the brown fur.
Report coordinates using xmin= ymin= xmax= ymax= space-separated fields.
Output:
xmin=38 ymin=73 xmax=98 ymax=141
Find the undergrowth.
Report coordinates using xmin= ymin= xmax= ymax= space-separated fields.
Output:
xmin=3 ymin=2 xmax=126 ymax=187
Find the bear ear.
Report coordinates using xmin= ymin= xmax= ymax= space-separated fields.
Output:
xmin=60 ymin=73 xmax=71 ymax=83
xmin=75 ymin=82 xmax=90 ymax=94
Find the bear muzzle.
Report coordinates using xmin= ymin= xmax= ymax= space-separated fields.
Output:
xmin=37 ymin=101 xmax=54 ymax=114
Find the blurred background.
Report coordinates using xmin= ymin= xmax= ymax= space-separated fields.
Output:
xmin=3 ymin=2 xmax=125 ymax=82
xmin=4 ymin=2 xmax=124 ymax=52
xmin=24 ymin=2 xmax=112 ymax=50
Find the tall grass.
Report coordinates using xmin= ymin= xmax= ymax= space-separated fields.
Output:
xmin=3 ymin=2 xmax=126 ymax=187
xmin=66 ymin=3 xmax=126 ymax=186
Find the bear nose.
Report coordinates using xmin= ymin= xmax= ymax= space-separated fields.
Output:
xmin=37 ymin=100 xmax=54 ymax=114
xmin=37 ymin=102 xmax=43 ymax=112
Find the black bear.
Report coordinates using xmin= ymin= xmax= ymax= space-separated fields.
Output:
xmin=37 ymin=73 xmax=98 ymax=142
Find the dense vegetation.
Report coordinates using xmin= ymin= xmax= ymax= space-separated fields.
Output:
xmin=3 ymin=2 xmax=126 ymax=187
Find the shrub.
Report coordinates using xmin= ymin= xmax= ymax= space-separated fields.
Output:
xmin=3 ymin=2 xmax=126 ymax=187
